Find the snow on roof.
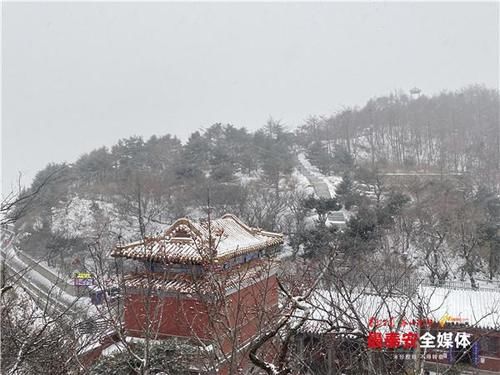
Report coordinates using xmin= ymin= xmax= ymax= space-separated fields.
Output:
xmin=101 ymin=342 xmax=126 ymax=356
xmin=327 ymin=211 xmax=345 ymax=222
xmin=303 ymin=285 xmax=500 ymax=334
xmin=111 ymin=214 xmax=283 ymax=265
xmin=303 ymin=289 xmax=415 ymax=335
xmin=420 ymin=285 xmax=500 ymax=330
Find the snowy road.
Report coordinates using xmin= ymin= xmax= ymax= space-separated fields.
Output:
xmin=1 ymin=228 xmax=91 ymax=318
xmin=295 ymin=154 xmax=332 ymax=199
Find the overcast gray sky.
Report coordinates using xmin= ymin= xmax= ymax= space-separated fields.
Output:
xmin=2 ymin=2 xmax=499 ymax=193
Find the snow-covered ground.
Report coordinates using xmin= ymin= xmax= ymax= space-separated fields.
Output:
xmin=293 ymin=151 xmax=355 ymax=232
xmin=291 ymin=169 xmax=315 ymax=196
xmin=234 ymin=170 xmax=262 ymax=185
xmin=297 ymin=152 xmax=342 ymax=198
xmin=51 ymin=196 xmax=133 ymax=239
xmin=297 ymin=153 xmax=323 ymax=179
xmin=5 ymin=285 xmax=47 ymax=327
xmin=3 ymin=245 xmax=94 ymax=316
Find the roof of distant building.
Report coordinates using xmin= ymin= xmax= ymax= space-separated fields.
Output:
xmin=327 ymin=211 xmax=345 ymax=222
xmin=111 ymin=214 xmax=283 ymax=265
xmin=302 ymin=285 xmax=500 ymax=334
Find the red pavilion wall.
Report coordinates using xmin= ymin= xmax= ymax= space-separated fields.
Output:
xmin=123 ymin=273 xmax=279 ymax=352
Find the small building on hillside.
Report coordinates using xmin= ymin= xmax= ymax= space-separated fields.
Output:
xmin=110 ymin=213 xmax=284 ymax=373
xmin=325 ymin=211 xmax=346 ymax=229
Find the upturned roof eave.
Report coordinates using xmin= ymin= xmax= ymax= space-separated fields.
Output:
xmin=110 ymin=237 xmax=283 ymax=265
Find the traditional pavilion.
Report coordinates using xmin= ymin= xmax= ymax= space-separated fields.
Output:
xmin=111 ymin=213 xmax=283 ymax=371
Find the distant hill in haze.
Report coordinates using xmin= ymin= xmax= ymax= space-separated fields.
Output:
xmin=14 ymin=85 xmax=499 ymax=277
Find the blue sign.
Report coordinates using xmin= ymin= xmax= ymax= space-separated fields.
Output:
xmin=472 ymin=341 xmax=480 ymax=366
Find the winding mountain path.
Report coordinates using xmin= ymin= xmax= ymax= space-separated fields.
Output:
xmin=295 ymin=154 xmax=332 ymax=199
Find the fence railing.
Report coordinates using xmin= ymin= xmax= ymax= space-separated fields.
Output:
xmin=420 ymin=278 xmax=500 ymax=292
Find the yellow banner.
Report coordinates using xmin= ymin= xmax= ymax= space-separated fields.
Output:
xmin=75 ymin=272 xmax=93 ymax=279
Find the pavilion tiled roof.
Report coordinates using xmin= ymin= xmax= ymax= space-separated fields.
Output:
xmin=111 ymin=214 xmax=283 ymax=265
xmin=122 ymin=259 xmax=279 ymax=294
xmin=124 ymin=272 xmax=198 ymax=293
